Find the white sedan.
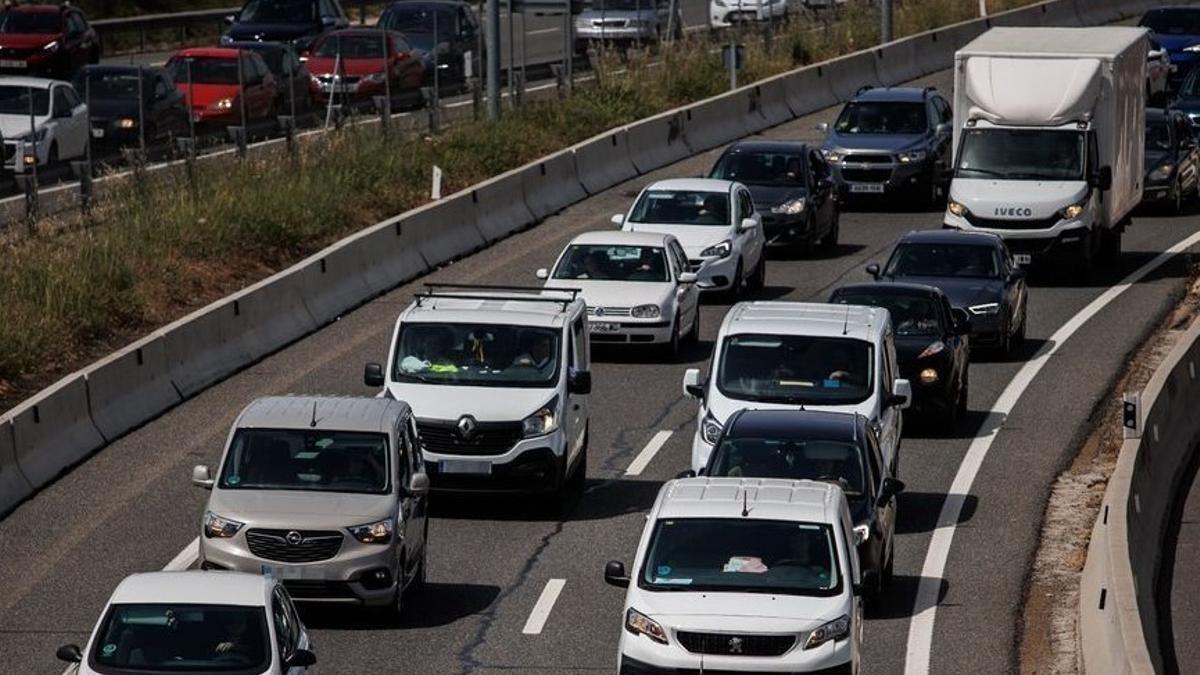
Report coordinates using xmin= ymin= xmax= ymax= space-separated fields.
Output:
xmin=539 ymin=230 xmax=700 ymax=356
xmin=613 ymin=178 xmax=766 ymax=298
xmin=0 ymin=76 xmax=88 ymax=171
xmin=57 ymin=571 xmax=316 ymax=675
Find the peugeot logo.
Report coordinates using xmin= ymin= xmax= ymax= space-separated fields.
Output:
xmin=285 ymin=531 xmax=303 ymax=546
xmin=994 ymin=207 xmax=1033 ymax=217
xmin=728 ymin=637 xmax=744 ymax=654
xmin=456 ymin=415 xmax=478 ymax=440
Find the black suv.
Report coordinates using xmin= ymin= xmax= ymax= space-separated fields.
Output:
xmin=818 ymin=86 xmax=953 ymax=207
xmin=695 ymin=409 xmax=904 ymax=595
xmin=378 ymin=1 xmax=481 ymax=86
xmin=221 ymin=0 xmax=350 ymax=51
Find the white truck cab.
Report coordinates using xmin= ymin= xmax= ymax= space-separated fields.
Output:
xmin=364 ymin=284 xmax=591 ymax=501
xmin=682 ymin=302 xmax=911 ymax=475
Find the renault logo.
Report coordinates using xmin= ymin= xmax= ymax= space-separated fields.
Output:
xmin=456 ymin=415 xmax=478 ymax=440
xmin=285 ymin=531 xmax=303 ymax=546
xmin=728 ymin=636 xmax=744 ymax=654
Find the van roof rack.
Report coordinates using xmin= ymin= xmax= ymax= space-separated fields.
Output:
xmin=416 ymin=283 xmax=582 ymax=309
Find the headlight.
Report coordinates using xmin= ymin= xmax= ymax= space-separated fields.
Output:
xmin=522 ymin=396 xmax=559 ymax=437
xmin=203 ymin=511 xmax=244 ymax=539
xmin=804 ymin=615 xmax=850 ymax=650
xmin=631 ymin=304 xmax=661 ymax=319
xmin=210 ymin=97 xmax=234 ymax=111
xmin=117 ymin=118 xmax=137 ymax=129
xmin=821 ymin=149 xmax=843 ymax=163
xmin=947 ymin=199 xmax=967 ymax=217
xmin=700 ymin=239 xmax=732 ymax=259
xmin=919 ymin=367 xmax=939 ymax=384
xmin=1059 ymin=202 xmax=1086 ymax=220
xmin=897 ymin=150 xmax=927 ymax=163
xmin=625 ymin=608 xmax=669 ymax=644
xmin=1185 ymin=44 xmax=1200 ymax=53
xmin=220 ymin=34 xmax=235 ymax=46
xmin=348 ymin=518 xmax=394 ymax=544
xmin=771 ymin=198 xmax=806 ymax=215
xmin=1149 ymin=163 xmax=1175 ymax=182
xmin=362 ymin=71 xmax=387 ymax=84
xmin=968 ymin=302 xmax=1000 ymax=316
xmin=917 ymin=340 xmax=945 ymax=359
xmin=700 ymin=412 xmax=723 ymax=445
xmin=41 ymin=40 xmax=59 ymax=52
xmin=714 ymin=0 xmax=727 ymax=6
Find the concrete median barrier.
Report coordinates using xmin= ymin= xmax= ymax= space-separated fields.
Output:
xmin=472 ymin=168 xmax=537 ymax=243
xmin=874 ymin=36 xmax=923 ymax=85
xmin=626 ymin=111 xmax=690 ymax=175
xmin=161 ymin=302 xmax=253 ymax=399
xmin=684 ymin=92 xmax=754 ymax=154
xmin=822 ymin=50 xmax=884 ymax=102
xmin=341 ymin=214 xmax=431 ymax=297
xmin=937 ymin=18 xmax=989 ymax=54
xmin=573 ymin=129 xmax=639 ymax=195
xmin=295 ymin=242 xmax=375 ymax=327
xmin=781 ymin=64 xmax=839 ymax=118
xmin=522 ymin=149 xmax=587 ymax=220
xmin=9 ymin=374 xmax=105 ymax=492
xmin=83 ymin=335 xmax=182 ymax=442
xmin=754 ymin=77 xmax=792 ymax=129
xmin=913 ymin=29 xmax=954 ymax=77
xmin=1074 ymin=0 xmax=1123 ymax=25
xmin=400 ymin=193 xmax=486 ymax=269
xmin=0 ymin=418 xmax=32 ymax=517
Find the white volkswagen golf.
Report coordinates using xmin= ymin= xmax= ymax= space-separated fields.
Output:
xmin=614 ymin=178 xmax=766 ymax=298
xmin=538 ymin=230 xmax=701 ymax=356
xmin=604 ymin=477 xmax=864 ymax=674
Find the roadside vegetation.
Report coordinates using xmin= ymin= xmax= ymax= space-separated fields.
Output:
xmin=0 ymin=0 xmax=1038 ymax=408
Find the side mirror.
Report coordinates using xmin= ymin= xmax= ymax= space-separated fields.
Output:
xmin=816 ymin=122 xmax=830 ymax=133
xmin=889 ymin=379 xmax=912 ymax=409
xmin=738 ymin=217 xmax=758 ymax=232
xmin=610 ymin=213 xmax=625 ymax=226
xmin=224 ymin=14 xmax=236 ymax=25
xmin=675 ymin=469 xmax=696 ymax=479
xmin=1091 ymin=165 xmax=1113 ymax=191
xmin=877 ymin=476 xmax=905 ymax=507
xmin=285 ymin=648 xmax=317 ymax=668
xmin=535 ymin=267 xmax=549 ymax=280
xmin=320 ymin=15 xmax=338 ymax=26
xmin=1149 ymin=48 xmax=1166 ymax=60
xmin=604 ymin=560 xmax=630 ymax=588
xmin=678 ymin=272 xmax=698 ymax=284
xmin=56 ymin=644 xmax=82 ymax=663
xmin=407 ymin=472 xmax=430 ymax=497
xmin=934 ymin=122 xmax=950 ymax=135
xmin=865 ymin=263 xmax=881 ymax=280
xmin=950 ymin=307 xmax=971 ymax=336
xmin=364 ymin=362 xmax=385 ymax=388
xmin=1007 ymin=267 xmax=1025 ymax=283
xmin=682 ymin=368 xmax=704 ymax=399
xmin=192 ymin=464 xmax=214 ymax=489
xmin=568 ymin=369 xmax=592 ymax=395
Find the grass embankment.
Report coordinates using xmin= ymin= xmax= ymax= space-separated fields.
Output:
xmin=0 ymin=0 xmax=1036 ymax=409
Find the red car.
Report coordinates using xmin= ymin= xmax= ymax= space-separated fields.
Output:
xmin=165 ymin=48 xmax=278 ymax=127
xmin=0 ymin=4 xmax=100 ymax=78
xmin=304 ymin=29 xmax=424 ymax=107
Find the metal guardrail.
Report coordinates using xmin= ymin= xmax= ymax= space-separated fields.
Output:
xmin=91 ymin=7 xmax=239 ymax=54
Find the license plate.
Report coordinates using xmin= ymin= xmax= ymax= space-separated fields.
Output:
xmin=849 ymin=183 xmax=885 ymax=194
xmin=440 ymin=459 xmax=492 ymax=475
xmin=590 ymin=322 xmax=621 ymax=333
xmin=261 ymin=564 xmax=319 ymax=579
xmin=91 ymin=127 xmax=105 ymax=139
xmin=0 ymin=59 xmax=25 ymax=69
xmin=1013 ymin=253 xmax=1032 ymax=265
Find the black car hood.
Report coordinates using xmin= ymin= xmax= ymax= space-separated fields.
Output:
xmin=886 ymin=275 xmax=1002 ymax=309
xmin=826 ymin=132 xmax=927 ymax=153
xmin=894 ymin=333 xmax=947 ymax=374
xmin=747 ymin=184 xmax=808 ymax=209
xmin=87 ymin=98 xmax=140 ymax=120
xmin=226 ymin=21 xmax=319 ymax=42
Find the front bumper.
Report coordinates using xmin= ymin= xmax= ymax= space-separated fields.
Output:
xmin=89 ymin=119 xmax=142 ymax=146
xmin=943 ymin=210 xmax=1092 ymax=261
xmin=3 ymin=137 xmax=47 ymax=171
xmin=761 ymin=212 xmax=811 ymax=246
xmin=710 ymin=1 xmax=780 ymax=27
xmin=588 ymin=315 xmax=673 ymax=345
xmin=424 ymin=428 xmax=568 ymax=494
xmin=619 ymin=629 xmax=854 ymax=673
xmin=575 ymin=25 xmax=657 ymax=41
xmin=903 ymin=366 xmax=958 ymax=413
xmin=685 ymin=253 xmax=739 ymax=291
xmin=830 ymin=157 xmax=932 ymax=198
xmin=1142 ymin=180 xmax=1174 ymax=203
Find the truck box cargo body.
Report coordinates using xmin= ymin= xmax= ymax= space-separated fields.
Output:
xmin=944 ymin=27 xmax=1147 ymax=267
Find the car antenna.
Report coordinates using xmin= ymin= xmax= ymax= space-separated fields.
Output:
xmin=309 ymin=401 xmax=319 ymax=428
xmin=741 ymin=490 xmax=749 ymax=517
xmin=842 ymin=304 xmax=851 ymax=336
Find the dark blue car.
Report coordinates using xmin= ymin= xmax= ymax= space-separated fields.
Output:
xmin=1140 ymin=6 xmax=1200 ymax=89
xmin=221 ymin=0 xmax=349 ymax=51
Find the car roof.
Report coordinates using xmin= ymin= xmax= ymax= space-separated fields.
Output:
xmin=403 ymin=292 xmax=581 ymax=328
xmin=726 ymin=409 xmax=863 ymax=443
xmin=386 ymin=0 xmax=473 ymax=10
xmin=235 ymin=396 xmax=408 ymax=434
xmin=724 ymin=139 xmax=811 ymax=154
xmin=175 ymin=47 xmax=242 ymax=60
xmin=657 ymin=477 xmax=843 ymax=524
xmin=831 ymin=281 xmax=947 ymax=300
xmin=897 ymin=229 xmax=1001 ymax=246
xmin=228 ymin=41 xmax=286 ymax=52
xmin=644 ymin=177 xmax=737 ymax=193
xmin=0 ymin=75 xmax=59 ymax=89
xmin=852 ymin=86 xmax=931 ymax=103
xmin=568 ymin=230 xmax=674 ymax=247
xmin=110 ymin=571 xmax=271 ymax=607
xmin=325 ymin=28 xmax=396 ymax=38
xmin=81 ymin=64 xmax=166 ymax=77
xmin=6 ymin=5 xmax=65 ymax=14
xmin=719 ymin=301 xmax=889 ymax=342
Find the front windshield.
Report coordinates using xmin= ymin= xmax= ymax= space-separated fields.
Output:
xmin=628 ymin=189 xmax=730 ymax=226
xmin=0 ymin=11 xmax=61 ymax=34
xmin=956 ymin=128 xmax=1084 ymax=181
xmin=885 ymin=243 xmax=998 ymax=279
xmin=219 ymin=428 xmax=390 ymax=494
xmin=834 ymin=101 xmax=927 ymax=134
xmin=640 ymin=518 xmax=840 ymax=596
xmin=77 ymin=73 xmax=142 ymax=100
xmin=238 ymin=0 xmax=316 ymax=23
xmin=393 ymin=323 xmax=561 ymax=387
xmin=553 ymin=244 xmax=668 ymax=282
xmin=709 ymin=438 xmax=865 ymax=496
xmin=832 ymin=292 xmax=940 ymax=337
xmin=710 ymin=150 xmax=806 ymax=186
xmin=90 ymin=604 xmax=269 ymax=672
xmin=1141 ymin=9 xmax=1200 ymax=35
xmin=717 ymin=333 xmax=874 ymax=405
xmin=312 ymin=34 xmax=386 ymax=58
xmin=167 ymin=57 xmax=239 ymax=85
xmin=0 ymin=85 xmax=49 ymax=115
xmin=1146 ymin=120 xmax=1173 ymax=152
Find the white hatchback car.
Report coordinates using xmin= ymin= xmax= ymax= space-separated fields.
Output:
xmin=57 ymin=571 xmax=316 ymax=675
xmin=615 ymin=178 xmax=766 ymax=297
xmin=683 ymin=302 xmax=911 ymax=474
xmin=605 ymin=477 xmax=863 ymax=674
xmin=538 ymin=230 xmax=701 ymax=356
xmin=710 ymin=0 xmax=788 ymax=28
xmin=0 ymin=76 xmax=88 ymax=170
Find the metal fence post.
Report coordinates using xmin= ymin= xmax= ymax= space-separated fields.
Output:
xmin=381 ymin=26 xmax=392 ymax=132
xmin=881 ymin=0 xmax=893 ymax=43
xmin=186 ymin=57 xmax=196 ymax=154
xmin=486 ymin=0 xmax=499 ymax=119
xmin=137 ymin=64 xmax=146 ymax=162
xmin=234 ymin=48 xmax=248 ymax=156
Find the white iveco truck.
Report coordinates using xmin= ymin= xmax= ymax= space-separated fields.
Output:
xmin=943 ymin=27 xmax=1146 ymax=276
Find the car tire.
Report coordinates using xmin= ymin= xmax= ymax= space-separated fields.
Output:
xmin=725 ymin=259 xmax=744 ymax=301
xmin=46 ymin=141 xmax=58 ymax=168
xmin=390 ymin=553 xmax=410 ymax=619
xmin=1013 ymin=310 xmax=1027 ymax=348
xmin=1170 ymin=178 xmax=1184 ymax=215
xmin=684 ymin=304 xmax=700 ymax=345
xmin=749 ymin=255 xmax=766 ymax=291
xmin=998 ymin=312 xmax=1013 ymax=358
xmin=569 ymin=428 xmax=588 ymax=491
xmin=957 ymin=369 xmax=969 ymax=419
xmin=1100 ymin=227 xmax=1122 ymax=264
xmin=665 ymin=313 xmax=682 ymax=359
xmin=822 ymin=210 xmax=840 ymax=251
xmin=882 ymin=544 xmax=895 ymax=589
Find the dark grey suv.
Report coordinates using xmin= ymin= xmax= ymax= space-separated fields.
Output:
xmin=819 ymin=86 xmax=953 ymax=207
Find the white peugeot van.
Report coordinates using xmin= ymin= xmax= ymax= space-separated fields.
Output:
xmin=682 ymin=302 xmax=911 ymax=474
xmin=604 ymin=478 xmax=864 ymax=674
xmin=364 ymin=284 xmax=591 ymax=502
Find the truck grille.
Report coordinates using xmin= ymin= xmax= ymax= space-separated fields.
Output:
xmin=676 ymin=630 xmax=797 ymax=656
xmin=965 ymin=213 xmax=1060 ymax=230
xmin=417 ymin=419 xmax=524 ymax=456
xmin=842 ymin=168 xmax=892 ymax=183
xmin=245 ymin=529 xmax=343 ymax=563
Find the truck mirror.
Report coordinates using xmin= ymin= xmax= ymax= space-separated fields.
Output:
xmin=1092 ymin=165 xmax=1113 ymax=191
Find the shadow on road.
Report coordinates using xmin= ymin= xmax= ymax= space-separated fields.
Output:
xmin=298 ymin=581 xmax=501 ymax=630
xmin=895 ymin=491 xmax=978 ymax=536
xmin=866 ymin=575 xmax=949 ymax=620
xmin=431 ymin=477 xmax=663 ymax=524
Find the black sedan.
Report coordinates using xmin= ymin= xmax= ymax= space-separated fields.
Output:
xmin=1144 ymin=107 xmax=1200 ymax=213
xmin=73 ymin=65 xmax=189 ymax=148
xmin=227 ymin=41 xmax=314 ymax=116
xmin=696 ymin=409 xmax=904 ymax=595
xmin=220 ymin=0 xmax=350 ymax=51
xmin=378 ymin=0 xmax=481 ymax=86
xmin=867 ymin=229 xmax=1027 ymax=356
xmin=830 ymin=282 xmax=971 ymax=430
xmin=708 ymin=140 xmax=839 ymax=254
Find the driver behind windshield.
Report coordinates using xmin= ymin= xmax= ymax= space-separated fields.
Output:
xmin=511 ymin=332 xmax=554 ymax=372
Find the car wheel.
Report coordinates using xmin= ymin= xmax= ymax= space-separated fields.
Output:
xmin=925 ymin=173 xmax=941 ymax=208
xmin=822 ymin=210 xmax=840 ymax=251
xmin=46 ymin=141 xmax=58 ymax=168
xmin=684 ymin=304 xmax=700 ymax=345
xmin=957 ymin=369 xmax=969 ymax=418
xmin=569 ymin=427 xmax=588 ymax=491
xmin=1170 ymin=178 xmax=1184 ymax=215
xmin=882 ymin=544 xmax=895 ymax=589
xmin=749 ymin=255 xmax=766 ymax=291
xmin=665 ymin=313 xmax=682 ymax=358
xmin=1013 ymin=309 xmax=1027 ymax=348
xmin=725 ymin=259 xmax=744 ymax=301
xmin=390 ymin=553 xmax=409 ymax=618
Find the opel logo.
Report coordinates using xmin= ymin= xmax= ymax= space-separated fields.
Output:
xmin=456 ymin=415 xmax=478 ymax=440
xmin=285 ymin=531 xmax=303 ymax=546
xmin=728 ymin=636 xmax=744 ymax=654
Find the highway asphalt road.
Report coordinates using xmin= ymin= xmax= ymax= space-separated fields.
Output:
xmin=3 ymin=70 xmax=1200 ymax=675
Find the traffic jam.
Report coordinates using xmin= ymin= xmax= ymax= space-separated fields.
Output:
xmin=20 ymin=1 xmax=1200 ymax=674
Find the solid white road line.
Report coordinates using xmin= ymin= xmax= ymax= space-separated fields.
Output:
xmin=626 ymin=430 xmax=673 ymax=476
xmin=164 ymin=537 xmax=201 ymax=572
xmin=522 ymin=578 xmax=567 ymax=635
xmin=903 ymin=229 xmax=1200 ymax=675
